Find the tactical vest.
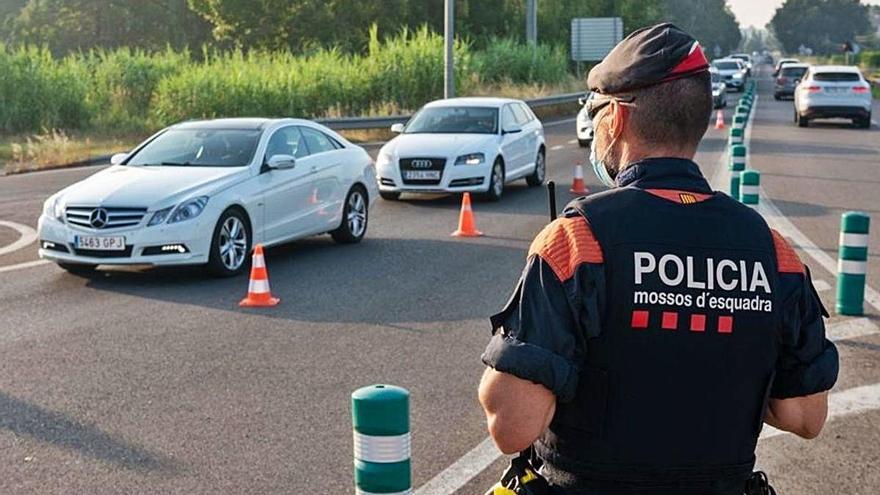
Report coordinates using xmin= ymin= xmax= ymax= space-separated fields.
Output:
xmin=536 ymin=159 xmax=782 ymax=490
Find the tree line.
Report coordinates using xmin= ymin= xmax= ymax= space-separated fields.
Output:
xmin=0 ymin=0 xmax=743 ymax=56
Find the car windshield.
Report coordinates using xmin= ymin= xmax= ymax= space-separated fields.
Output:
xmin=814 ymin=72 xmax=861 ymax=82
xmin=713 ymin=61 xmax=740 ymax=71
xmin=126 ymin=128 xmax=262 ymax=167
xmin=405 ymin=106 xmax=499 ymax=134
xmin=780 ymin=67 xmax=807 ymax=78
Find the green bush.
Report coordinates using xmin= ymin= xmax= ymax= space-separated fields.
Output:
xmin=82 ymin=47 xmax=190 ymax=131
xmin=472 ymin=38 xmax=569 ymax=85
xmin=1 ymin=31 xmax=573 ymax=134
xmin=0 ymin=45 xmax=91 ymax=133
xmin=861 ymin=50 xmax=880 ymax=69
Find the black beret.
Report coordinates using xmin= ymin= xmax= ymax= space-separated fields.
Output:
xmin=587 ymin=23 xmax=709 ymax=95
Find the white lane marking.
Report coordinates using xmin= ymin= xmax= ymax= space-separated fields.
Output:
xmin=709 ymin=94 xmax=880 ymax=313
xmin=0 ymin=220 xmax=38 ymax=256
xmin=543 ymin=117 xmax=577 ymax=128
xmin=0 ymin=259 xmax=50 ymax=273
xmin=414 ymin=436 xmax=499 ymax=495
xmin=760 ymin=382 xmax=880 ymax=440
xmin=567 ymin=139 xmax=578 ymax=145
xmin=419 ymin=379 xmax=880 ymax=495
xmin=826 ymin=317 xmax=879 ymax=342
xmin=812 ymin=279 xmax=831 ymax=292
xmin=550 ymin=145 xmax=565 ymax=151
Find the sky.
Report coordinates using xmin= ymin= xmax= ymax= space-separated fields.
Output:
xmin=727 ymin=0 xmax=880 ymax=29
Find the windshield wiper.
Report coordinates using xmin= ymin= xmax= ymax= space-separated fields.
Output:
xmin=160 ymin=161 xmax=193 ymax=166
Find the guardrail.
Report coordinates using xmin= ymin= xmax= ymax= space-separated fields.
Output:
xmin=316 ymin=92 xmax=583 ymax=131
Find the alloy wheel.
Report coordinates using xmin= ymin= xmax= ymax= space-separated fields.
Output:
xmin=219 ymin=216 xmax=247 ymax=270
xmin=347 ymin=190 xmax=367 ymax=238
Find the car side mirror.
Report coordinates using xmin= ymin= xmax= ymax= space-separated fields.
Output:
xmin=110 ymin=153 xmax=128 ymax=165
xmin=266 ymin=154 xmax=296 ymax=170
xmin=794 ymin=79 xmax=801 ymax=85
xmin=502 ymin=125 xmax=522 ymax=135
xmin=578 ymin=96 xmax=587 ymax=106
xmin=390 ymin=123 xmax=405 ymax=133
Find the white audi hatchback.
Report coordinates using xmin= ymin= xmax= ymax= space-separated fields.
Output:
xmin=38 ymin=118 xmax=378 ymax=276
xmin=375 ymin=97 xmax=546 ymax=201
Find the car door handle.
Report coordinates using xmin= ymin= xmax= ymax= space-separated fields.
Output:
xmin=309 ymin=165 xmax=318 ymax=174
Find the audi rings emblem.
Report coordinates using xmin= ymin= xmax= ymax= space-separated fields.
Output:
xmin=89 ymin=208 xmax=109 ymax=228
xmin=411 ymin=159 xmax=433 ymax=169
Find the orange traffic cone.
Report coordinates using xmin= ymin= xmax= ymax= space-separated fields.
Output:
xmin=714 ymin=109 xmax=725 ymax=130
xmin=570 ymin=162 xmax=589 ymax=194
xmin=239 ymin=244 xmax=280 ymax=307
xmin=451 ymin=192 xmax=483 ymax=237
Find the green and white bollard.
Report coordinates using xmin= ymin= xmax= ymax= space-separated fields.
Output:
xmin=729 ymin=144 xmax=747 ymax=198
xmin=729 ymin=127 xmax=744 ymax=145
xmin=736 ymin=105 xmax=749 ymax=118
xmin=733 ymin=114 xmax=747 ymax=130
xmin=836 ymin=212 xmax=871 ymax=316
xmin=352 ymin=384 xmax=412 ymax=495
xmin=740 ymin=169 xmax=760 ymax=205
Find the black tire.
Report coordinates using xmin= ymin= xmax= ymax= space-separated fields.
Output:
xmin=774 ymin=94 xmax=780 ymax=101
xmin=577 ymin=139 xmax=590 ymax=148
xmin=797 ymin=112 xmax=809 ymax=128
xmin=58 ymin=262 xmax=97 ymax=276
xmin=331 ymin=186 xmax=369 ymax=244
xmin=207 ymin=208 xmax=252 ymax=277
xmin=526 ymin=149 xmax=546 ymax=187
xmin=857 ymin=115 xmax=871 ymax=129
xmin=480 ymin=159 xmax=505 ymax=202
xmin=379 ymin=190 xmax=401 ymax=201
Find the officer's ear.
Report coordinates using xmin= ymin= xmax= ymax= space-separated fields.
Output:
xmin=608 ymin=100 xmax=628 ymax=140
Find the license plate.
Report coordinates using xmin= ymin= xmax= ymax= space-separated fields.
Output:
xmin=404 ymin=170 xmax=440 ymax=180
xmin=824 ymin=87 xmax=844 ymax=93
xmin=75 ymin=235 xmax=126 ymax=251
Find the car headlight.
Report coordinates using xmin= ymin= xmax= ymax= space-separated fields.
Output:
xmin=455 ymin=153 xmax=485 ymax=166
xmin=148 ymin=206 xmax=174 ymax=226
xmin=377 ymin=150 xmax=393 ymax=167
xmin=43 ymin=196 xmax=65 ymax=221
xmin=168 ymin=196 xmax=209 ymax=224
xmin=733 ymin=73 xmax=744 ymax=80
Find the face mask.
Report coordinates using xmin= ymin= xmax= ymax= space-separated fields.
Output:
xmin=589 ymin=125 xmax=619 ymax=188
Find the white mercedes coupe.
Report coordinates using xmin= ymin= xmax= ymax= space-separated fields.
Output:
xmin=38 ymin=118 xmax=378 ymax=276
xmin=376 ymin=97 xmax=546 ymax=201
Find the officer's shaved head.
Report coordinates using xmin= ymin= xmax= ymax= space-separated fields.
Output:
xmin=626 ymin=72 xmax=713 ymax=149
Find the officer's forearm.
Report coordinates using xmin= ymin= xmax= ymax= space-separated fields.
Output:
xmin=478 ymin=367 xmax=556 ymax=454
xmin=764 ymin=392 xmax=829 ymax=439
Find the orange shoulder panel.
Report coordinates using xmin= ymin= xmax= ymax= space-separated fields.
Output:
xmin=771 ymin=229 xmax=805 ymax=275
xmin=528 ymin=217 xmax=603 ymax=281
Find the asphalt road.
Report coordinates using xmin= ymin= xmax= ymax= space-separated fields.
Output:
xmin=0 ymin=66 xmax=878 ymax=494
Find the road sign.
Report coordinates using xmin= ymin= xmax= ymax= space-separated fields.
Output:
xmin=571 ymin=17 xmax=623 ymax=62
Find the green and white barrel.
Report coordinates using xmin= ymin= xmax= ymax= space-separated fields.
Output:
xmin=740 ymin=169 xmax=760 ymax=205
xmin=729 ymin=144 xmax=747 ymax=198
xmin=729 ymin=127 xmax=744 ymax=145
xmin=733 ymin=114 xmax=747 ymax=130
xmin=836 ymin=212 xmax=871 ymax=316
xmin=352 ymin=385 xmax=412 ymax=495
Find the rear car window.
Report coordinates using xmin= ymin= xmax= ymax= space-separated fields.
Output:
xmin=780 ymin=67 xmax=807 ymax=78
xmin=813 ymin=72 xmax=861 ymax=82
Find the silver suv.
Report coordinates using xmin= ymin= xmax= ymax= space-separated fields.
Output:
xmin=794 ymin=65 xmax=872 ymax=128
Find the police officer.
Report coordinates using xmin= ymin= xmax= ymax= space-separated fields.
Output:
xmin=478 ymin=23 xmax=838 ymax=495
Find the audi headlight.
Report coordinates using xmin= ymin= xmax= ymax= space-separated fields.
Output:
xmin=377 ymin=150 xmax=393 ymax=167
xmin=148 ymin=206 xmax=174 ymax=226
xmin=455 ymin=153 xmax=485 ymax=166
xmin=168 ymin=196 xmax=209 ymax=224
